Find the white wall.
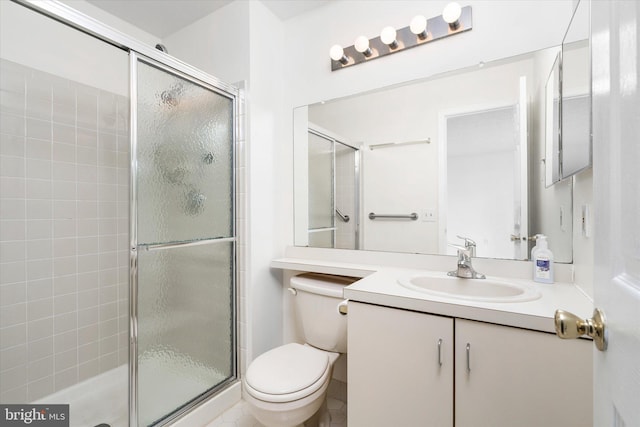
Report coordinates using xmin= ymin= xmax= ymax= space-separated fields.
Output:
xmin=162 ymin=1 xmax=251 ymax=85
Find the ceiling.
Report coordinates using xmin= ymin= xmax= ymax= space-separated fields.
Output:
xmin=85 ymin=0 xmax=332 ymax=38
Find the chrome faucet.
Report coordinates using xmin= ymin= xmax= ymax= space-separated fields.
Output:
xmin=448 ymin=236 xmax=486 ymax=279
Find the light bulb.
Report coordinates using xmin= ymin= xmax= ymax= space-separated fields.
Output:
xmin=354 ymin=35 xmax=372 ymax=57
xmin=380 ymin=26 xmax=398 ymax=49
xmin=329 ymin=44 xmax=348 ymax=65
xmin=410 ymin=15 xmax=428 ymax=40
xmin=443 ymin=2 xmax=462 ymax=29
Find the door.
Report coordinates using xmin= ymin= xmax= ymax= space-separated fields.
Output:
xmin=591 ymin=1 xmax=640 ymax=425
xmin=132 ymin=54 xmax=236 ymax=426
xmin=348 ymin=302 xmax=453 ymax=427
xmin=444 ymin=97 xmax=527 ymax=260
xmin=455 ymin=320 xmax=591 ymax=427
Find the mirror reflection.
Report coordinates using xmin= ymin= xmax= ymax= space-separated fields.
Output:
xmin=294 ymin=47 xmax=573 ymax=263
xmin=561 ymin=0 xmax=591 ymax=178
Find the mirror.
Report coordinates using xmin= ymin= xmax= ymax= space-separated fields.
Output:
xmin=545 ymin=52 xmax=561 ymax=186
xmin=294 ymin=47 xmax=574 ymax=263
xmin=561 ymin=0 xmax=591 ymax=178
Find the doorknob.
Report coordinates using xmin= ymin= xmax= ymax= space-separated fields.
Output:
xmin=554 ymin=308 xmax=607 ymax=351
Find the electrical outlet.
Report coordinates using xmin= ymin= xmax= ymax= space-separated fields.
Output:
xmin=423 ymin=210 xmax=436 ymax=222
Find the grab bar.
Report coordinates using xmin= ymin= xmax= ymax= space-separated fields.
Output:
xmin=368 ymin=212 xmax=418 ymax=220
xmin=336 ymin=208 xmax=350 ymax=223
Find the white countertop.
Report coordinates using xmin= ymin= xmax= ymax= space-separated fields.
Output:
xmin=272 ymin=254 xmax=593 ymax=334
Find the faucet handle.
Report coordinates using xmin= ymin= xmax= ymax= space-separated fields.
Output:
xmin=448 ymin=243 xmax=471 ymax=257
xmin=456 ymin=235 xmax=476 ymax=248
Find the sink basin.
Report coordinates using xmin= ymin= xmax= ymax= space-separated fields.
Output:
xmin=397 ymin=274 xmax=541 ymax=303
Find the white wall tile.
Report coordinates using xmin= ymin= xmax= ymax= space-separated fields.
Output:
xmin=0 ymin=177 xmax=25 ymax=198
xmin=0 ymin=344 xmax=26 ymax=372
xmin=52 ymin=256 xmax=76 ymax=277
xmin=27 ymin=318 xmax=53 ymax=343
xmin=0 ymin=199 xmax=25 ymax=220
xmin=0 ymin=282 xmax=26 ymax=306
xmin=27 ymin=375 xmax=54 ymax=401
xmin=26 ymin=239 xmax=52 ymax=260
xmin=1 ymin=365 xmax=27 ymax=393
xmin=26 ymin=297 xmax=52 ymax=321
xmin=2 ymin=62 xmax=129 ymax=401
xmin=28 ymin=355 xmax=53 ymax=382
xmin=25 ymin=158 xmax=50 ymax=179
xmin=53 ymin=275 xmax=76 ymax=296
xmin=52 ymin=238 xmax=76 ymax=258
xmin=0 ymin=220 xmax=25 ymax=241
xmin=53 ymin=330 xmax=77 ymax=354
xmin=78 ymin=324 xmax=99 ymax=346
xmin=1 ymin=113 xmax=25 ymax=137
xmin=25 ymin=119 xmax=50 ymax=141
xmin=1 ymin=241 xmax=25 ymax=262
xmin=26 ymin=279 xmax=52 ymax=301
xmin=54 ymin=366 xmax=77 ymax=391
xmin=27 ymin=337 xmax=53 ymax=362
xmin=0 ymin=323 xmax=26 ymax=349
xmin=78 ymin=360 xmax=99 ymax=382
xmin=52 ymin=201 xmax=75 ymax=220
xmin=26 ymin=200 xmax=52 ymax=220
xmin=53 ymin=312 xmax=77 ymax=334
xmin=52 ymin=142 xmax=75 ymax=163
xmin=0 ymin=262 xmax=25 ymax=285
xmin=53 ymin=293 xmax=76 ymax=315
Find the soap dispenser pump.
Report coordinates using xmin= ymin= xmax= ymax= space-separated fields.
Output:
xmin=532 ymin=235 xmax=554 ymax=283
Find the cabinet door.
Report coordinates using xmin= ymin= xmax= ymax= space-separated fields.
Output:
xmin=455 ymin=319 xmax=592 ymax=427
xmin=348 ymin=302 xmax=454 ymax=427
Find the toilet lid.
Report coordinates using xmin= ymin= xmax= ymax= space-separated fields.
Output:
xmin=246 ymin=343 xmax=329 ymax=395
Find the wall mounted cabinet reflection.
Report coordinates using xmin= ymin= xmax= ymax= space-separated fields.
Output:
xmin=546 ymin=0 xmax=591 ymax=186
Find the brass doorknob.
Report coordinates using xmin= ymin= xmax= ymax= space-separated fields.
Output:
xmin=554 ymin=308 xmax=607 ymax=351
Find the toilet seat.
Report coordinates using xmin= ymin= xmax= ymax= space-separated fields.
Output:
xmin=245 ymin=343 xmax=330 ymax=403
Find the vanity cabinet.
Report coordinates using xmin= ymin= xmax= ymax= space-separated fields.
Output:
xmin=348 ymin=302 xmax=454 ymax=427
xmin=348 ymin=302 xmax=592 ymax=427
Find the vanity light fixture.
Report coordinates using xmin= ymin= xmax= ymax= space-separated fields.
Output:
xmin=329 ymin=3 xmax=472 ymax=71
xmin=354 ymin=35 xmax=373 ymax=57
xmin=380 ymin=26 xmax=398 ymax=49
xmin=442 ymin=2 xmax=462 ymax=30
xmin=409 ymin=15 xmax=428 ymax=40
xmin=329 ymin=44 xmax=349 ymax=65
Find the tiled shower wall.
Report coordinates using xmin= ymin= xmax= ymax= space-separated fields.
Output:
xmin=0 ymin=59 xmax=129 ymax=402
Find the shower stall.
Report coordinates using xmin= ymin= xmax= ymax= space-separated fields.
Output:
xmin=307 ymin=128 xmax=359 ymax=250
xmin=0 ymin=1 xmax=238 ymax=426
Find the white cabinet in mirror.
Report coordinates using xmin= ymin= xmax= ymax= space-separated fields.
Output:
xmin=294 ymin=47 xmax=574 ymax=263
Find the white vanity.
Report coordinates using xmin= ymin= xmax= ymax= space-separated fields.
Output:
xmin=273 ymin=248 xmax=594 ymax=427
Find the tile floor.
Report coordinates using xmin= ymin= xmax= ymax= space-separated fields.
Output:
xmin=205 ymin=398 xmax=347 ymax=427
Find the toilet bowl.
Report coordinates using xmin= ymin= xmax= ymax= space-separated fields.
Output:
xmin=244 ymin=343 xmax=339 ymax=427
xmin=243 ymin=273 xmax=357 ymax=427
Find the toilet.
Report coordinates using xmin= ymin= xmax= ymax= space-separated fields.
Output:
xmin=243 ymin=273 xmax=356 ymax=427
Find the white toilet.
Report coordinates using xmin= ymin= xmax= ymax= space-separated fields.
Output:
xmin=243 ymin=273 xmax=356 ymax=427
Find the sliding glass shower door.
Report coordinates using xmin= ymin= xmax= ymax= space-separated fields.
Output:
xmin=132 ymin=56 xmax=236 ymax=426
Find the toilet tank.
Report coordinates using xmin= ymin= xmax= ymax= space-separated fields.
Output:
xmin=290 ymin=273 xmax=358 ymax=353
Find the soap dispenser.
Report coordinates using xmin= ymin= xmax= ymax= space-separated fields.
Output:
xmin=532 ymin=235 xmax=554 ymax=283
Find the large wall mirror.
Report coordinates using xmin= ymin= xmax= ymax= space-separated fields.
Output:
xmin=294 ymin=45 xmax=575 ymax=263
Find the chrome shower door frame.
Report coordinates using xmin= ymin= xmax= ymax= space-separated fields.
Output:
xmin=129 ymin=53 xmax=239 ymax=427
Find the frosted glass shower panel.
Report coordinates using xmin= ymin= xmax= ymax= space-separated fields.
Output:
xmin=136 ymin=61 xmax=234 ymax=244
xmin=308 ymin=132 xmax=334 ymax=230
xmin=137 ymin=241 xmax=234 ymax=426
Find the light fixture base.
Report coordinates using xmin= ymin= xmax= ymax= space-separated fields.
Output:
xmin=330 ymin=5 xmax=472 ymax=71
